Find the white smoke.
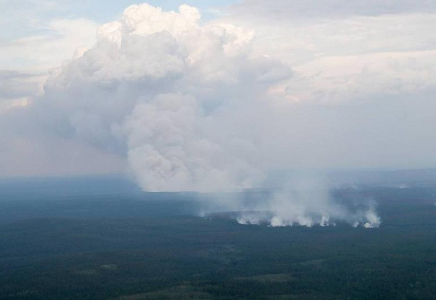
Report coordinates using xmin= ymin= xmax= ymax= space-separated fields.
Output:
xmin=37 ymin=3 xmax=380 ymax=227
xmin=41 ymin=3 xmax=286 ymax=192
xmin=235 ymin=176 xmax=381 ymax=228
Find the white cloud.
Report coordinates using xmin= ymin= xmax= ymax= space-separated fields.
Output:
xmin=233 ymin=0 xmax=436 ymax=18
xmin=280 ymin=49 xmax=436 ymax=105
xmin=222 ymin=3 xmax=436 ymax=107
xmin=0 ymin=18 xmax=99 ymax=72
xmin=0 ymin=15 xmax=99 ymax=120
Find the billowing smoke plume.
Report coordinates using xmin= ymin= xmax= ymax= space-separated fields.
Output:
xmin=36 ymin=3 xmax=379 ymax=227
xmin=42 ymin=3 xmax=282 ymax=192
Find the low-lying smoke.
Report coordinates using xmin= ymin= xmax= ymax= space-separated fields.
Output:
xmin=236 ymin=192 xmax=381 ymax=228
xmin=199 ymin=176 xmax=381 ymax=228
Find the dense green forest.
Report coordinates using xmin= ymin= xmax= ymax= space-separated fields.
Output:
xmin=1 ymin=178 xmax=436 ymax=299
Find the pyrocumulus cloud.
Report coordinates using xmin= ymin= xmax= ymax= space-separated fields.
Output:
xmin=30 ymin=3 xmax=381 ymax=228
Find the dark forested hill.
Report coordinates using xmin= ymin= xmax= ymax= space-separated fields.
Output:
xmin=1 ymin=177 xmax=436 ymax=299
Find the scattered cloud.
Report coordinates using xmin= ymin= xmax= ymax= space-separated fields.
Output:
xmin=232 ymin=0 xmax=436 ymax=19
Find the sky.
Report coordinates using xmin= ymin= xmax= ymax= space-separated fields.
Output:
xmin=0 ymin=0 xmax=236 ymax=71
xmin=1 ymin=0 xmax=436 ymax=184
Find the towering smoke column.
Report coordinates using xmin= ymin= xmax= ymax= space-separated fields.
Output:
xmin=41 ymin=3 xmax=380 ymax=227
xmin=44 ymin=3 xmax=278 ymax=192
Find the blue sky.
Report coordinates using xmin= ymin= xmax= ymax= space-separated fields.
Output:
xmin=0 ymin=0 xmax=239 ymax=71
xmin=71 ymin=0 xmax=238 ymax=21
xmin=44 ymin=0 xmax=238 ymax=22
xmin=0 ymin=0 xmax=238 ymax=39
